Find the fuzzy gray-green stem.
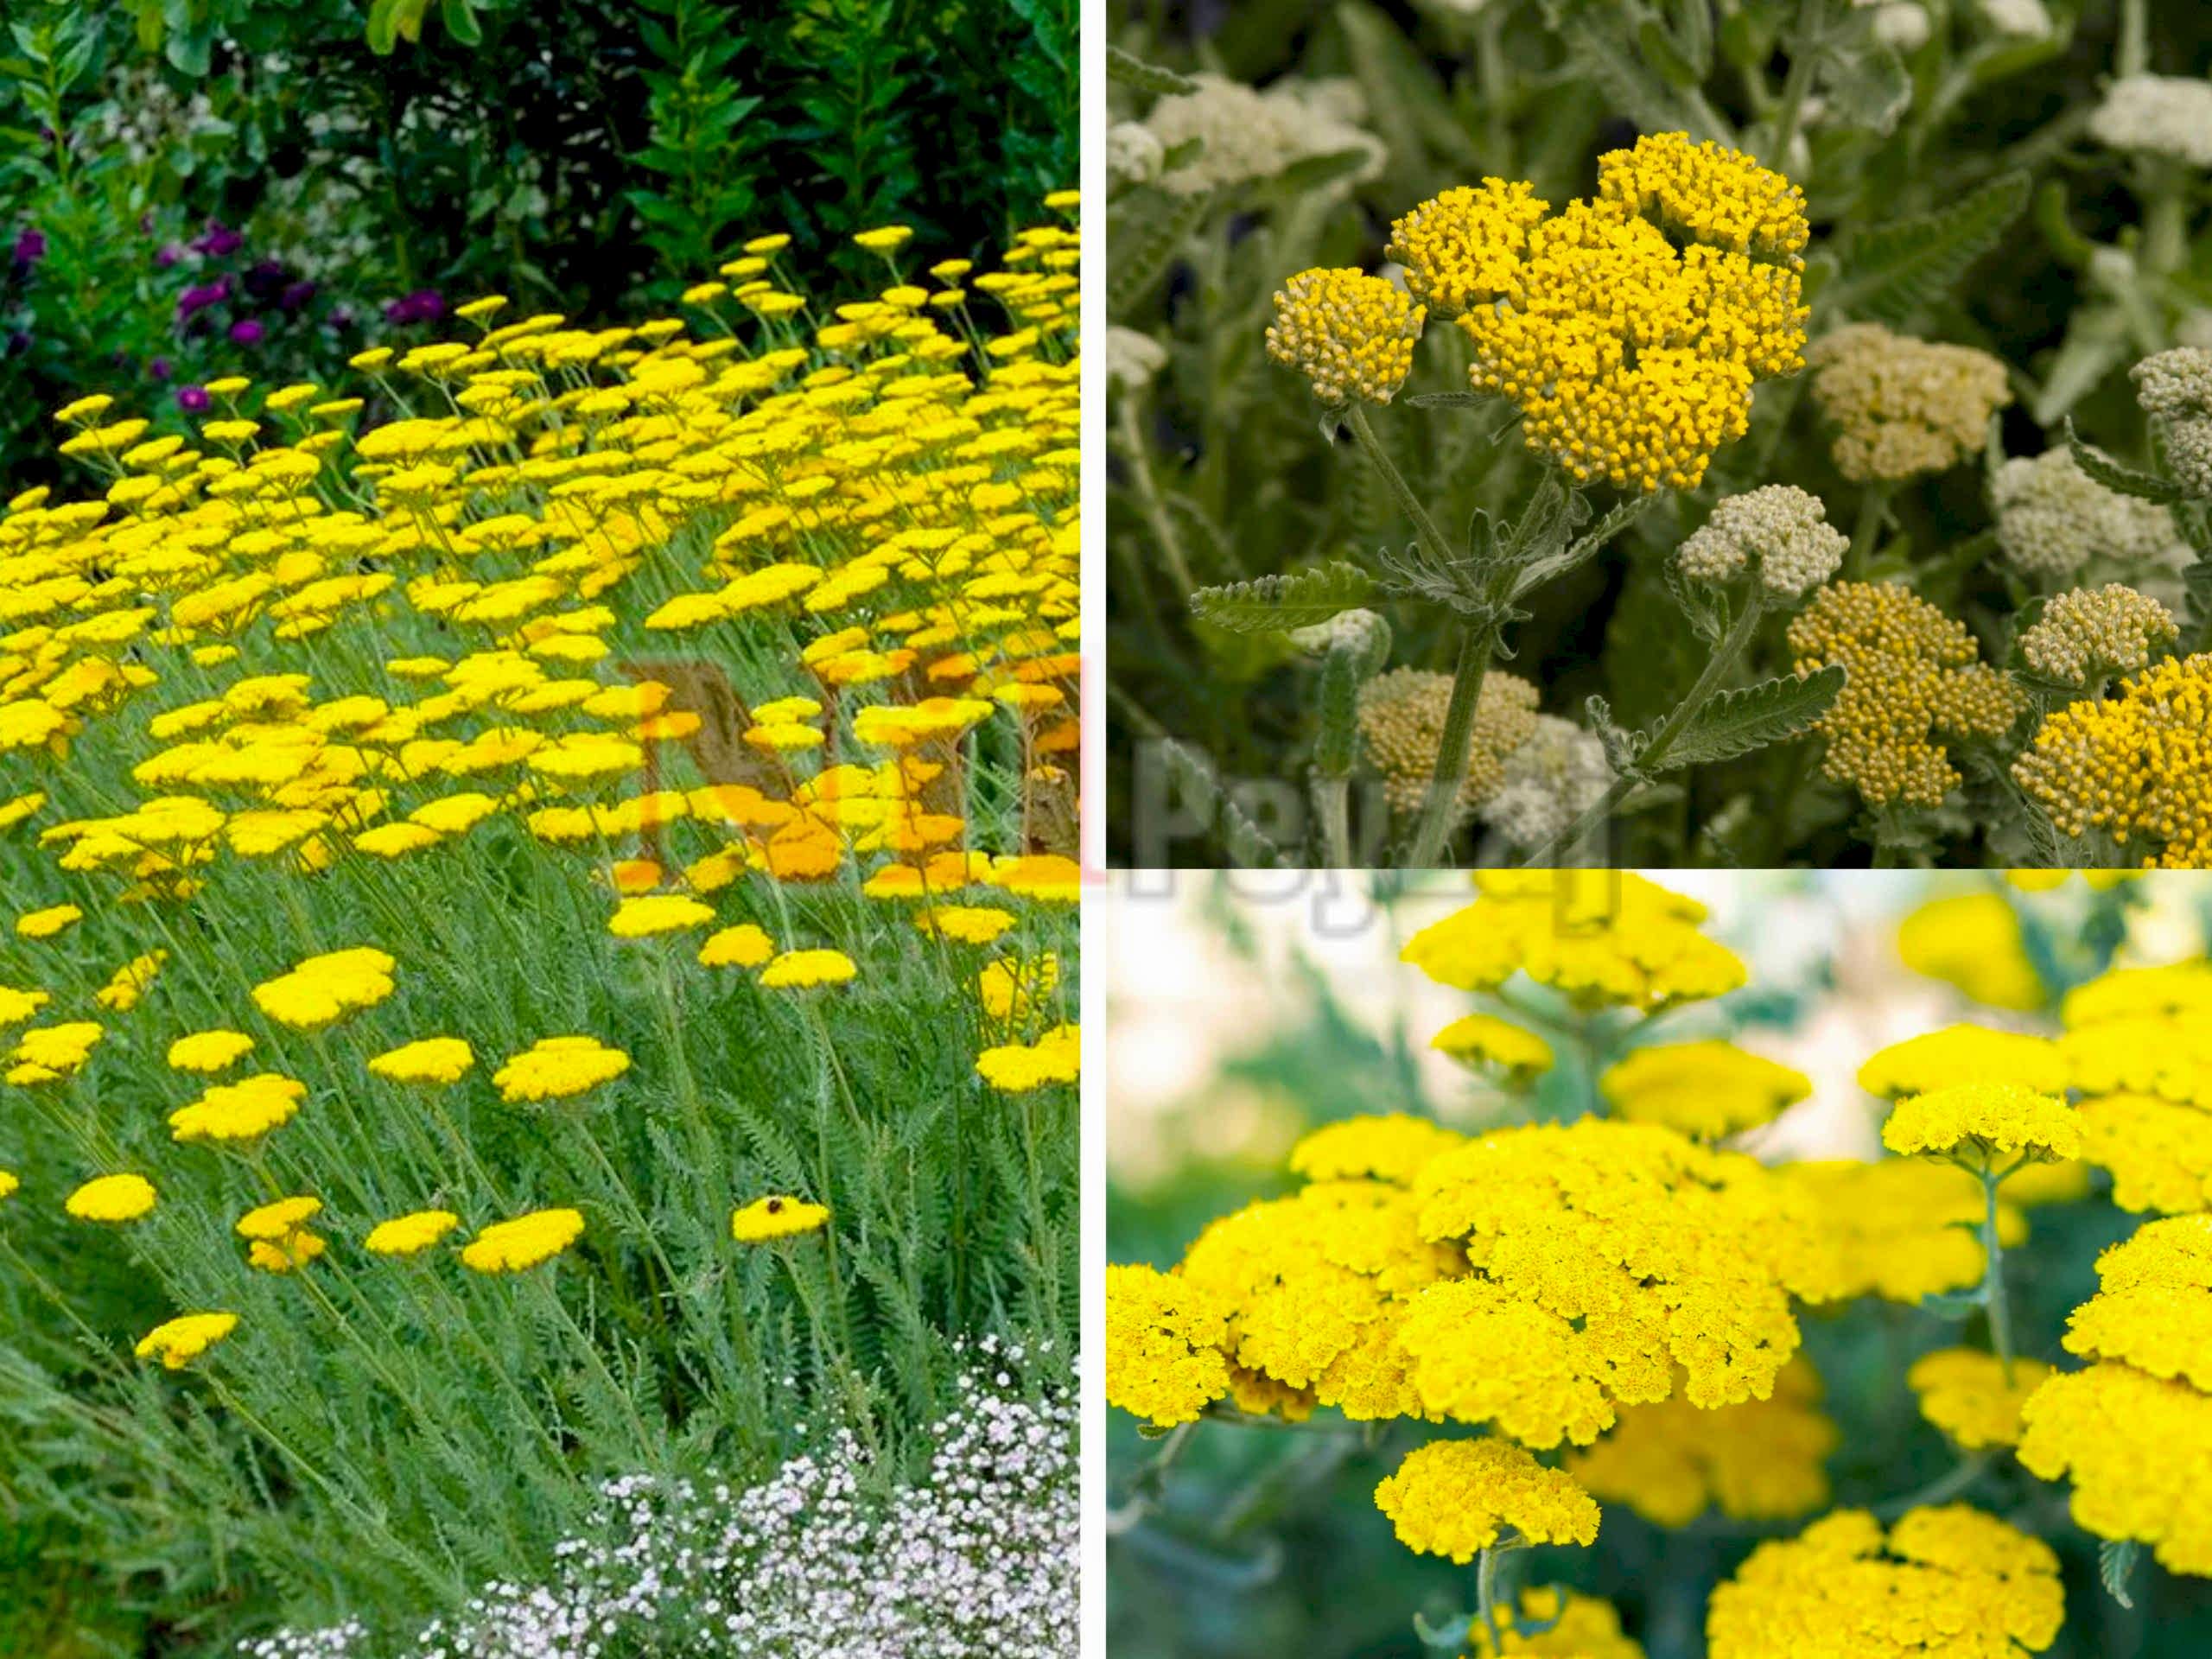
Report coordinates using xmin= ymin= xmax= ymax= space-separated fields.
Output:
xmin=1520 ymin=589 xmax=1770 ymax=865
xmin=1404 ymin=615 xmax=1503 ymax=869
xmin=1117 ymin=397 xmax=1197 ymax=597
xmin=1980 ymin=1155 xmax=2022 ymax=1385
xmin=1344 ymin=403 xmax=1457 ymax=569
xmin=1478 ymin=1542 xmax=1508 ymax=1652
xmin=1847 ymin=483 xmax=1892 ymax=578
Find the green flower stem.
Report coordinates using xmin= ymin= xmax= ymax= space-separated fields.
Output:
xmin=1978 ymin=1153 xmax=2031 ymax=1385
xmin=1117 ymin=397 xmax=1197 ymax=598
xmin=1520 ymin=589 xmax=1770 ymax=866
xmin=1344 ymin=403 xmax=1457 ymax=569
xmin=1315 ymin=776 xmax=1354 ymax=866
xmin=1406 ymin=616 xmax=1505 ymax=869
xmin=1478 ymin=1543 xmax=1506 ymax=1651
xmin=1847 ymin=483 xmax=1893 ymax=578
xmin=1765 ymin=0 xmax=1828 ymax=170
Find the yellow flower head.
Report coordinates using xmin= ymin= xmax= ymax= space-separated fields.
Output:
xmin=364 ymin=1209 xmax=461 ymax=1256
xmin=250 ymin=946 xmax=397 ymax=1029
xmin=1908 ymin=1347 xmax=2051 ymax=1449
xmin=914 ymin=905 xmax=1016 ymax=944
xmin=16 ymin=903 xmax=82 ymax=939
xmin=1789 ymin=585 xmax=2026 ymax=810
xmin=1566 ymin=1357 xmax=1834 ymax=1528
xmin=2018 ymin=1357 xmax=2212 ymax=1576
xmin=2015 ymin=653 xmax=2212 ymax=866
xmin=729 ymin=1195 xmax=830 ymax=1243
xmin=698 ymin=924 xmax=776 ymax=969
xmin=366 ymin=1037 xmax=475 ymax=1085
xmin=0 ymin=1171 xmax=16 ymax=1199
xmin=493 ymin=1036 xmax=630 ymax=1103
xmin=1467 ymin=1588 xmax=1646 ymax=1659
xmin=1264 ymin=268 xmax=1424 ymax=405
xmin=1781 ymin=1159 xmax=2025 ymax=1304
xmin=1104 ymin=1262 xmax=1231 ymax=1428
xmin=1387 ymin=180 xmax=1550 ymax=318
xmin=607 ymin=893 xmax=716 ymax=938
xmin=168 ymin=1029 xmax=257 ymax=1073
xmin=1707 ymin=1506 xmax=2063 ymax=1659
xmin=66 ymin=1173 xmax=157 ymax=1223
xmin=1402 ymin=872 xmax=1746 ymax=1013
xmin=1429 ymin=1014 xmax=1554 ymax=1083
xmin=2059 ymin=1215 xmax=2212 ymax=1390
xmin=1883 ymin=1082 xmax=2082 ymax=1166
xmin=1859 ymin=1023 xmax=2067 ymax=1099
xmin=169 ymin=1072 xmax=308 ymax=1142
xmin=976 ymin=1021 xmax=1079 ymax=1092
xmin=1599 ymin=1040 xmax=1809 ymax=1139
xmin=759 ymin=948 xmax=858 ymax=989
xmin=1373 ymin=1439 xmax=1600 ymax=1562
xmin=1894 ymin=893 xmax=2045 ymax=1013
xmin=235 ymin=1194 xmax=321 ymax=1241
xmin=248 ymin=1231 xmax=327 ymax=1273
xmin=136 ymin=1311 xmax=240 ymax=1370
xmin=1287 ymin=1114 xmax=1468 ymax=1187
xmin=460 ymin=1207 xmax=585 ymax=1273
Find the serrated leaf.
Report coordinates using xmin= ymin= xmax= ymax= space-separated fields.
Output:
xmin=2065 ymin=418 xmax=2189 ymax=505
xmin=1107 ymin=44 xmax=1196 ymax=98
xmin=1830 ymin=172 xmax=2031 ymax=325
xmin=1654 ymin=665 xmax=1846 ymax=771
xmin=1189 ymin=564 xmax=1373 ymax=633
xmin=1560 ymin=10 xmax=1726 ymax=143
xmin=2100 ymin=1538 xmax=2139 ymax=1610
xmin=1821 ymin=35 xmax=1910 ymax=133
xmin=1109 ymin=187 xmax=1212 ymax=315
xmin=1512 ymin=494 xmax=1654 ymax=600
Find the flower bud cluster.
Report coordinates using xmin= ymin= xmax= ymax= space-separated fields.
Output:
xmin=1676 ymin=484 xmax=1847 ymax=601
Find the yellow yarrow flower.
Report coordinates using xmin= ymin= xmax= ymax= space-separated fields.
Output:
xmin=136 ymin=1311 xmax=239 ymax=1370
xmin=235 ymin=1195 xmax=321 ymax=1241
xmin=1599 ymin=1040 xmax=1810 ymax=1139
xmin=2059 ymin=1216 xmax=2212 ymax=1390
xmin=759 ymin=948 xmax=858 ymax=989
xmin=1883 ymin=1082 xmax=2083 ymax=1165
xmin=168 ymin=1029 xmax=256 ymax=1073
xmin=366 ymin=1037 xmax=474 ymax=1084
xmin=1567 ymin=1358 xmax=1834 ymax=1529
xmin=66 ymin=1173 xmax=156 ymax=1222
xmin=729 ymin=1195 xmax=830 ymax=1243
xmin=1373 ymin=1439 xmax=1600 ymax=1562
xmin=2018 ymin=1357 xmax=2212 ymax=1576
xmin=460 ymin=1207 xmax=585 ymax=1272
xmin=1103 ymin=1262 xmax=1230 ymax=1428
xmin=16 ymin=903 xmax=82 ymax=939
xmin=976 ymin=1021 xmax=1078 ymax=1092
xmin=1707 ymin=1506 xmax=2063 ymax=1659
xmin=169 ymin=1072 xmax=308 ymax=1142
xmin=250 ymin=946 xmax=397 ymax=1028
xmin=364 ymin=1209 xmax=461 ymax=1256
xmin=492 ymin=1036 xmax=630 ymax=1103
xmin=1859 ymin=1023 xmax=2068 ymax=1099
xmin=698 ymin=924 xmax=775 ymax=969
xmin=1287 ymin=1113 xmax=1467 ymax=1187
xmin=1264 ymin=268 xmax=1424 ymax=405
xmin=1429 ymin=1014 xmax=1554 ymax=1082
xmin=1781 ymin=1158 xmax=2026 ymax=1304
xmin=1908 ymin=1348 xmax=2050 ymax=1449
xmin=1468 ymin=1588 xmax=1646 ymax=1659
xmin=1402 ymin=872 xmax=1746 ymax=1013
xmin=607 ymin=893 xmax=717 ymax=938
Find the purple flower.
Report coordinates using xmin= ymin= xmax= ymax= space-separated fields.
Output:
xmin=177 ymin=276 xmax=232 ymax=320
xmin=229 ymin=318 xmax=265 ymax=346
xmin=150 ymin=358 xmax=174 ymax=382
xmin=279 ymin=279 xmax=318 ymax=312
xmin=156 ymin=244 xmax=182 ymax=269
xmin=12 ymin=227 xmax=44 ymax=267
xmin=384 ymin=289 xmax=447 ymax=326
xmin=176 ymin=385 xmax=211 ymax=413
xmin=191 ymin=219 xmax=242 ymax=258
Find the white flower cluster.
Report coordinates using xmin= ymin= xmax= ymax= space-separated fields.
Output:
xmin=1992 ymin=446 xmax=2192 ymax=579
xmin=240 ymin=1350 xmax=1075 ymax=1659
xmin=1107 ymin=123 xmax=1166 ymax=186
xmin=1974 ymin=0 xmax=2051 ymax=37
xmin=1288 ymin=607 xmax=1391 ymax=662
xmin=1859 ymin=1 xmax=1932 ymax=51
xmin=1478 ymin=715 xmax=1613 ymax=852
xmin=1675 ymin=485 xmax=1847 ymax=601
xmin=2019 ymin=584 xmax=2178 ymax=686
xmin=1106 ymin=327 xmax=1170 ymax=395
xmin=1141 ymin=74 xmax=1383 ymax=197
xmin=2088 ymin=75 xmax=2212 ymax=168
xmin=2133 ymin=346 xmax=2212 ymax=496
